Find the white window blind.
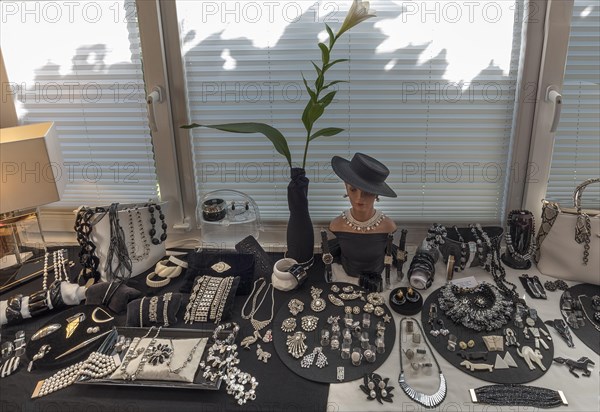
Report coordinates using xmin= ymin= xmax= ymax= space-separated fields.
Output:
xmin=177 ymin=0 xmax=524 ymax=222
xmin=546 ymin=0 xmax=600 ymax=209
xmin=1 ymin=0 xmax=158 ymax=208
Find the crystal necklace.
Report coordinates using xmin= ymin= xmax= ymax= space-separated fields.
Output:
xmin=240 ymin=278 xmax=275 ymax=348
xmin=341 ymin=209 xmax=385 ymax=232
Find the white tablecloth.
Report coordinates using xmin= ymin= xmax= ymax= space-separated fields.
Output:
xmin=327 ymin=262 xmax=600 ymax=411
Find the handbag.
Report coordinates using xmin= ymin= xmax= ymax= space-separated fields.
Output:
xmin=76 ymin=203 xmax=167 ymax=282
xmin=535 ymin=178 xmax=600 ymax=285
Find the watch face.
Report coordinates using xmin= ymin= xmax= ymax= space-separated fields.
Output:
xmin=397 ymin=250 xmax=407 ymax=261
xmin=322 ymin=253 xmax=334 ymax=265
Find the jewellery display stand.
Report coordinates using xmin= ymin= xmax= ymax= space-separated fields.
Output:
xmin=272 ymin=282 xmax=395 ymax=383
xmin=199 ymin=190 xmax=262 ymax=248
xmin=26 ymin=305 xmax=115 ymax=369
xmin=422 ymin=288 xmax=553 ymax=384
xmin=77 ymin=326 xmax=231 ymax=390
xmin=560 ymin=283 xmax=600 ymax=355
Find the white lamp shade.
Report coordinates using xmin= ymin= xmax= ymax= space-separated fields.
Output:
xmin=0 ymin=122 xmax=65 ymax=213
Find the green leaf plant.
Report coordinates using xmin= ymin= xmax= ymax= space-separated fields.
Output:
xmin=181 ymin=0 xmax=376 ymax=170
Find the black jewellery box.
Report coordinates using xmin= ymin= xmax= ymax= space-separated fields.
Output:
xmin=180 ymin=251 xmax=255 ymax=296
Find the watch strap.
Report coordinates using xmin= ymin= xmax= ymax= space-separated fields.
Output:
xmin=321 ymin=229 xmax=333 ymax=283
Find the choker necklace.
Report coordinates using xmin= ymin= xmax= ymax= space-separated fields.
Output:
xmin=341 ymin=209 xmax=385 ymax=232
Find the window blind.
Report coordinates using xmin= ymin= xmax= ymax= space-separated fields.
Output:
xmin=177 ymin=0 xmax=524 ymax=222
xmin=0 ymin=0 xmax=158 ymax=208
xmin=546 ymin=0 xmax=600 ymax=209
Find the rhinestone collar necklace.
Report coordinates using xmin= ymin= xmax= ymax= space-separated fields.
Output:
xmin=341 ymin=209 xmax=385 ymax=232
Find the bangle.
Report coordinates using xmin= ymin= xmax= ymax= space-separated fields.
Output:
xmin=146 ymin=272 xmax=171 ymax=288
xmin=272 ymin=258 xmax=300 ymax=291
xmin=168 ymin=255 xmax=188 ymax=269
xmin=155 ymin=260 xmax=183 ymax=279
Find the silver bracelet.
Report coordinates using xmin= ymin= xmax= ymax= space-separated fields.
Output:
xmin=149 ymin=296 xmax=159 ymax=323
xmin=139 ymin=297 xmax=146 ymax=327
xmin=163 ymin=293 xmax=173 ymax=327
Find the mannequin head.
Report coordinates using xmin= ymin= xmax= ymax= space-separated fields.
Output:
xmin=345 ymin=183 xmax=377 ymax=218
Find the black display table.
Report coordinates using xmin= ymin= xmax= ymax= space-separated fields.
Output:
xmin=0 ymin=248 xmax=329 ymax=412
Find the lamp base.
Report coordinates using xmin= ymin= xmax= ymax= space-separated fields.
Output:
xmin=0 ymin=251 xmax=34 ymax=270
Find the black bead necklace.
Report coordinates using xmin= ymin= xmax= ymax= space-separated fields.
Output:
xmin=148 ymin=202 xmax=167 ymax=245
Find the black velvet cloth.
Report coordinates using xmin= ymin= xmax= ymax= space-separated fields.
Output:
xmin=181 ymin=252 xmax=254 ymax=296
xmin=25 ymin=305 xmax=115 ymax=370
xmin=0 ymin=249 xmax=330 ymax=412
xmin=272 ymin=282 xmax=396 ymax=383
xmin=331 ymin=231 xmax=390 ymax=277
xmin=421 ymin=287 xmax=553 ymax=384
xmin=286 ymin=168 xmax=314 ymax=264
xmin=85 ymin=281 xmax=142 ymax=314
xmin=126 ymin=292 xmax=185 ymax=327
xmin=562 ymin=283 xmax=600 ymax=355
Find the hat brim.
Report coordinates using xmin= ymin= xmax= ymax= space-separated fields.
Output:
xmin=331 ymin=156 xmax=397 ymax=198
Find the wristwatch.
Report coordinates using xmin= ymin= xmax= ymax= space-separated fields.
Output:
xmin=321 ymin=230 xmax=333 ymax=283
xmin=396 ymin=229 xmax=408 ymax=281
xmin=384 ymin=233 xmax=394 ymax=289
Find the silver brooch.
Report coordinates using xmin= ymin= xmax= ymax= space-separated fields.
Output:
xmin=211 ymin=261 xmax=231 ymax=273
xmin=281 ymin=318 xmax=297 ymax=333
xmin=367 ymin=293 xmax=385 ymax=306
xmin=328 ymin=294 xmax=344 ymax=306
xmin=31 ymin=324 xmax=62 ymax=341
xmin=256 ymin=344 xmax=271 ymax=363
xmin=301 ymin=315 xmax=319 ymax=332
xmin=288 ymin=299 xmax=304 ymax=316
xmin=363 ymin=303 xmax=375 ymax=313
xmin=331 ymin=285 xmax=340 ymax=293
xmin=310 ymin=287 xmax=326 ymax=312
xmin=286 ymin=332 xmax=307 ymax=358
xmin=148 ymin=343 xmax=173 ymax=366
xmin=301 ymin=347 xmax=328 ymax=368
xmin=373 ymin=306 xmax=385 ymax=317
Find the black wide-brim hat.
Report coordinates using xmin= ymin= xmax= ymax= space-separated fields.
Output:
xmin=331 ymin=153 xmax=397 ymax=198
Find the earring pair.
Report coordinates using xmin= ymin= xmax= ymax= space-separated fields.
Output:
xmin=342 ymin=194 xmax=380 ymax=201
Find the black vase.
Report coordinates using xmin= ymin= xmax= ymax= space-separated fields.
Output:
xmin=286 ymin=167 xmax=314 ymax=265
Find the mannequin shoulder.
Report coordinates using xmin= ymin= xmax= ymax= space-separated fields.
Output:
xmin=375 ymin=216 xmax=396 ymax=233
xmin=329 ymin=215 xmax=346 ymax=232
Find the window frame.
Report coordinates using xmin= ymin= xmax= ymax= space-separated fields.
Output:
xmin=3 ymin=0 xmax=574 ymax=247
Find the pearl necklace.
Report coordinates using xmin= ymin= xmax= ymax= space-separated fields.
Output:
xmin=42 ymin=250 xmax=68 ymax=290
xmin=341 ymin=209 xmax=385 ymax=232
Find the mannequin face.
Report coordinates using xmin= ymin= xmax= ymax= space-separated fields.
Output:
xmin=345 ymin=183 xmax=377 ymax=216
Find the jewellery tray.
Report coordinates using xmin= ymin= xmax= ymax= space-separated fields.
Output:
xmin=76 ymin=326 xmax=233 ymax=390
xmin=422 ymin=287 xmax=553 ymax=384
xmin=561 ymin=283 xmax=600 ymax=355
xmin=272 ymin=282 xmax=396 ymax=383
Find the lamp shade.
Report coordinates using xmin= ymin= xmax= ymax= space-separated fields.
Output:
xmin=0 ymin=122 xmax=65 ymax=213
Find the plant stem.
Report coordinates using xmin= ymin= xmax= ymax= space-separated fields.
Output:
xmin=301 ymin=36 xmax=337 ymax=169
